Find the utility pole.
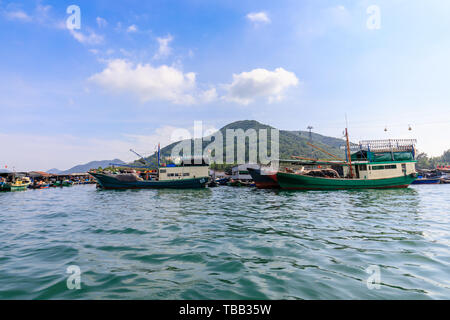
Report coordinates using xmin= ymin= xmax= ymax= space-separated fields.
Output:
xmin=307 ymin=126 xmax=313 ymax=141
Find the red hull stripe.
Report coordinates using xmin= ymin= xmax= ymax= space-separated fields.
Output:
xmin=283 ymin=185 xmax=410 ymax=190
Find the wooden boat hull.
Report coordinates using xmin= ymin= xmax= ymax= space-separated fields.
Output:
xmin=276 ymin=172 xmax=417 ymax=190
xmin=247 ymin=168 xmax=279 ymax=189
xmin=90 ymin=172 xmax=208 ymax=189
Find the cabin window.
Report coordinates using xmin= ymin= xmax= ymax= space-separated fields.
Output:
xmin=183 ymin=173 xmax=190 ymax=176
xmin=159 ymin=169 xmax=166 ymax=173
xmin=359 ymin=165 xmax=367 ymax=171
xmin=372 ymin=164 xmax=397 ymax=170
xmin=239 ymin=171 xmax=249 ymax=174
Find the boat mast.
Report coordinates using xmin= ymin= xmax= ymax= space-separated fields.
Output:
xmin=157 ymin=143 xmax=160 ymax=168
xmin=345 ymin=127 xmax=355 ymax=178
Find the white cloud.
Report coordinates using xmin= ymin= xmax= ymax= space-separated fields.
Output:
xmin=199 ymin=88 xmax=218 ymax=103
xmin=4 ymin=10 xmax=31 ymax=21
xmin=298 ymin=5 xmax=351 ymax=37
xmin=127 ymin=24 xmax=138 ymax=32
xmin=154 ymin=34 xmax=173 ymax=59
xmin=96 ymin=16 xmax=108 ymax=28
xmin=246 ymin=11 xmax=271 ymax=25
xmin=328 ymin=5 xmax=351 ymax=26
xmin=70 ymin=30 xmax=104 ymax=45
xmin=89 ymin=59 xmax=216 ymax=105
xmin=35 ymin=4 xmax=51 ymax=23
xmin=3 ymin=4 xmax=53 ymax=24
xmin=224 ymin=68 xmax=299 ymax=105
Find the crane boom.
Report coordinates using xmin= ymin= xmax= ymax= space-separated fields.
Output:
xmin=129 ymin=149 xmax=152 ymax=166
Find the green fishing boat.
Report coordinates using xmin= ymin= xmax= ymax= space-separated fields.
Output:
xmin=62 ymin=180 xmax=73 ymax=187
xmin=276 ymin=132 xmax=418 ymax=190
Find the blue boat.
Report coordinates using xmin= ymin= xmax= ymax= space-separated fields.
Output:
xmin=411 ymin=177 xmax=441 ymax=185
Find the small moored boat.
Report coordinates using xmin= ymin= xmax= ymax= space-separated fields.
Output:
xmin=411 ymin=178 xmax=441 ymax=185
xmin=8 ymin=178 xmax=31 ymax=191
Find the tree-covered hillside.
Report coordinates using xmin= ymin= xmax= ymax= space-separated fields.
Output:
xmin=135 ymin=120 xmax=347 ymax=167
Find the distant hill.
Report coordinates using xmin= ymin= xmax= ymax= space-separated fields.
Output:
xmin=56 ymin=159 xmax=125 ymax=174
xmin=134 ymin=120 xmax=347 ymax=166
xmin=0 ymin=169 xmax=11 ymax=173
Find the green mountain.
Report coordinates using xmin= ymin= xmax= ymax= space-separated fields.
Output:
xmin=135 ymin=120 xmax=347 ymax=166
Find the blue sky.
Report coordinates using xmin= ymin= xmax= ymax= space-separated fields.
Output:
xmin=1 ymin=0 xmax=450 ymax=171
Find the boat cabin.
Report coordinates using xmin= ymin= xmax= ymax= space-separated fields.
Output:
xmin=343 ymin=139 xmax=417 ymax=179
xmin=158 ymin=159 xmax=209 ymax=181
xmin=344 ymin=161 xmax=416 ymax=179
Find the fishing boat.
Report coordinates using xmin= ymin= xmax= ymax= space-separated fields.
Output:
xmin=247 ymin=167 xmax=279 ymax=189
xmin=51 ymin=181 xmax=62 ymax=187
xmin=411 ymin=178 xmax=440 ymax=185
xmin=90 ymin=146 xmax=209 ymax=189
xmin=90 ymin=171 xmax=208 ymax=189
xmin=8 ymin=178 xmax=31 ymax=191
xmin=440 ymin=176 xmax=450 ymax=184
xmin=0 ymin=180 xmax=9 ymax=191
xmin=276 ymin=129 xmax=418 ymax=190
xmin=30 ymin=181 xmax=50 ymax=189
xmin=216 ymin=177 xmax=230 ymax=185
xmin=62 ymin=180 xmax=73 ymax=187
xmin=412 ymin=169 xmax=443 ymax=185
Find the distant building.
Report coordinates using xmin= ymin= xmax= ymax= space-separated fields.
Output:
xmin=231 ymin=164 xmax=259 ymax=181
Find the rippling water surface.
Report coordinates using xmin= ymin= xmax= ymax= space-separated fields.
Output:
xmin=0 ymin=184 xmax=449 ymax=299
